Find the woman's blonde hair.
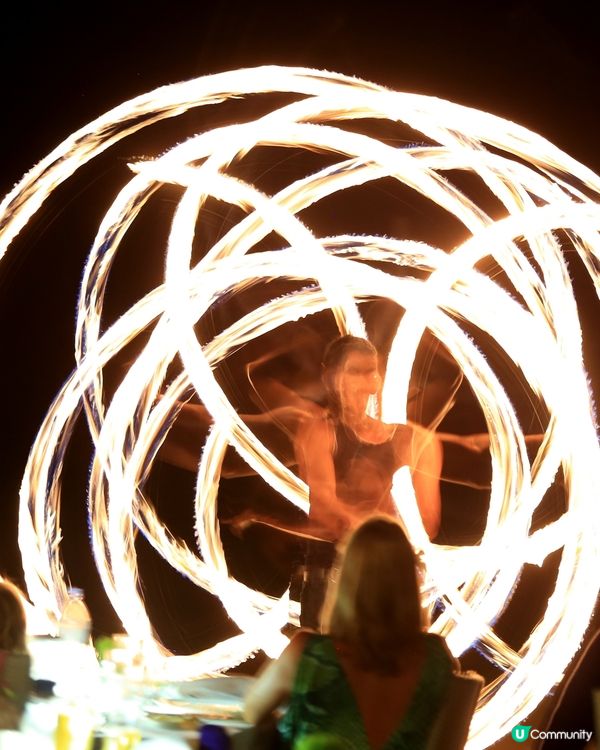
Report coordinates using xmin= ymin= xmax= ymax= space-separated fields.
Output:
xmin=324 ymin=516 xmax=425 ymax=673
xmin=0 ymin=581 xmax=27 ymax=652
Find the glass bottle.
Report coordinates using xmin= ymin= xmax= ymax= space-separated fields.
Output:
xmin=58 ymin=587 xmax=92 ymax=644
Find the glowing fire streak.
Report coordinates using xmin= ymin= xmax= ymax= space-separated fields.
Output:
xmin=1 ymin=66 xmax=599 ymax=748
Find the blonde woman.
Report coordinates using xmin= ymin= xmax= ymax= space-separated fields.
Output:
xmin=244 ymin=516 xmax=458 ymax=750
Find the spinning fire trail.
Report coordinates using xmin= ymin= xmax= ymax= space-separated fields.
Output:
xmin=1 ymin=66 xmax=599 ymax=748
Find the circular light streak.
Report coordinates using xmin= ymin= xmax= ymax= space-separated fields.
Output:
xmin=1 ymin=66 xmax=599 ymax=748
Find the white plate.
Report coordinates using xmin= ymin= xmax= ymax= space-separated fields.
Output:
xmin=143 ymin=698 xmax=247 ymax=723
xmin=176 ymin=675 xmax=254 ymax=701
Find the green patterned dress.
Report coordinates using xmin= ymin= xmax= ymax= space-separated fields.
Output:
xmin=278 ymin=633 xmax=453 ymax=750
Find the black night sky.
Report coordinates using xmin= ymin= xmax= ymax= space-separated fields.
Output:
xmin=1 ymin=1 xmax=599 ymax=723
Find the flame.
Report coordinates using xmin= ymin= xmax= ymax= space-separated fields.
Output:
xmin=1 ymin=66 xmax=599 ymax=748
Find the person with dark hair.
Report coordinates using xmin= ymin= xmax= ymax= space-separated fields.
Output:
xmin=308 ymin=335 xmax=441 ymax=537
xmin=292 ymin=335 xmax=442 ymax=628
xmin=0 ymin=580 xmax=31 ymax=729
xmin=243 ymin=516 xmax=458 ymax=750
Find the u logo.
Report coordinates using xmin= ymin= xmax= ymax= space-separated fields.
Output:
xmin=511 ymin=725 xmax=532 ymax=742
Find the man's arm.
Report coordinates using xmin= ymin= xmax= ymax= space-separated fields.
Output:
xmin=409 ymin=426 xmax=443 ymax=540
xmin=156 ymin=399 xmax=310 ymax=477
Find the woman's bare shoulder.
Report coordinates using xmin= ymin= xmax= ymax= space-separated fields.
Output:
xmin=272 ymin=629 xmax=315 ymax=672
xmin=287 ymin=629 xmax=315 ymax=653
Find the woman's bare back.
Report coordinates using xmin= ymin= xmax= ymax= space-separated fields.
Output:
xmin=333 ymin=637 xmax=427 ymax=750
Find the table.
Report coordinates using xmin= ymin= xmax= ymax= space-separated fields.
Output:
xmin=2 ymin=676 xmax=253 ymax=748
xmin=1 ymin=638 xmax=254 ymax=749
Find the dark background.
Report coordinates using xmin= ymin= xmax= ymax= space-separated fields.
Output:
xmin=0 ymin=2 xmax=598 ymax=722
